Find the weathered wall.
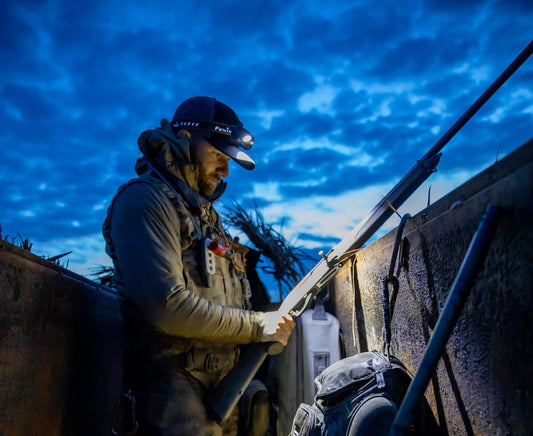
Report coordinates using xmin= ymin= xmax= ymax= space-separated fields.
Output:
xmin=0 ymin=244 xmax=122 ymax=436
xmin=331 ymin=139 xmax=532 ymax=435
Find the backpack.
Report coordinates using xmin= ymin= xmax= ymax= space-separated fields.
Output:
xmin=290 ymin=351 xmax=438 ymax=435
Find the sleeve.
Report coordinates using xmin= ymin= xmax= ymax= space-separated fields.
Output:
xmin=109 ymin=181 xmax=263 ymax=343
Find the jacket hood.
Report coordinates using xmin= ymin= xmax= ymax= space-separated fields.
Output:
xmin=135 ymin=119 xmax=226 ymax=203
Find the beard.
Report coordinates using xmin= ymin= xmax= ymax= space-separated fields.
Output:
xmin=197 ymin=169 xmax=220 ymax=198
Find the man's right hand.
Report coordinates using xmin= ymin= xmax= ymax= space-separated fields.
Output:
xmin=258 ymin=311 xmax=295 ymax=346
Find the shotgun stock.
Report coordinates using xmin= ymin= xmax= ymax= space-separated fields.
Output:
xmin=207 ymin=39 xmax=533 ymax=424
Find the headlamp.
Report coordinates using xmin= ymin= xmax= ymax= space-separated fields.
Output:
xmin=171 ymin=120 xmax=254 ymax=150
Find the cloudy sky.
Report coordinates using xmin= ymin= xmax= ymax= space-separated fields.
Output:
xmin=1 ymin=0 xmax=532 ymax=291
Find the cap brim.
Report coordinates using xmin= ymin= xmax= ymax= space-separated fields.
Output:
xmin=210 ymin=138 xmax=256 ymax=170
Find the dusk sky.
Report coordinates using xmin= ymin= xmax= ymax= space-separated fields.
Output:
xmin=1 ymin=0 xmax=532 ymax=291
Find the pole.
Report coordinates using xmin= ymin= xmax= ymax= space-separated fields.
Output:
xmin=389 ymin=204 xmax=502 ymax=435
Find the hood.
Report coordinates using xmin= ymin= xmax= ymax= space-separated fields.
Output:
xmin=135 ymin=119 xmax=227 ymax=203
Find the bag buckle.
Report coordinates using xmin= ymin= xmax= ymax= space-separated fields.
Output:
xmin=111 ymin=390 xmax=139 ymax=435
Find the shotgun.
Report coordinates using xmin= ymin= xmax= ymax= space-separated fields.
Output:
xmin=207 ymin=39 xmax=533 ymax=424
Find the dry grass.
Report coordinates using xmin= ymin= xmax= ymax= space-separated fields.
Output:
xmin=224 ymin=201 xmax=313 ymax=300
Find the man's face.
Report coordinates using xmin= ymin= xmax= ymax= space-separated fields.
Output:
xmin=190 ymin=136 xmax=230 ymax=197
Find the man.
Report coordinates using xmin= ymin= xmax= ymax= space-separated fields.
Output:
xmin=103 ymin=96 xmax=294 ymax=435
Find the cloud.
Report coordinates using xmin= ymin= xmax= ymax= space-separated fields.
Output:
xmin=1 ymin=0 xmax=532 ymax=276
xmin=298 ymin=82 xmax=340 ymax=115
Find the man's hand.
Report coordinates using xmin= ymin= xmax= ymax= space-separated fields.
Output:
xmin=259 ymin=311 xmax=295 ymax=346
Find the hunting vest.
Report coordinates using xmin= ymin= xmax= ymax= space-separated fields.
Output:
xmin=103 ymin=171 xmax=254 ymax=389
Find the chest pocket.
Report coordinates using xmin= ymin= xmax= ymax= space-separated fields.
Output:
xmin=182 ymin=241 xmax=245 ymax=309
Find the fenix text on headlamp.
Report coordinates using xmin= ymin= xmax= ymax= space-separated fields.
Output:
xmin=171 ymin=120 xmax=254 ymax=150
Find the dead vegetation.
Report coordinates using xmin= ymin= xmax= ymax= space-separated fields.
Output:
xmin=0 ymin=222 xmax=70 ymax=267
xmin=224 ymin=201 xmax=313 ymax=300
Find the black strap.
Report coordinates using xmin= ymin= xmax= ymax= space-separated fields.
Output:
xmin=382 ymin=214 xmax=411 ymax=357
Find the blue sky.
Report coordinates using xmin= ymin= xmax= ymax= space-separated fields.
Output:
xmin=1 ymin=0 xmax=532 ymax=288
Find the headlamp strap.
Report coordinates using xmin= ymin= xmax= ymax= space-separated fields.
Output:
xmin=171 ymin=120 xmax=254 ymax=149
xmin=171 ymin=120 xmax=240 ymax=137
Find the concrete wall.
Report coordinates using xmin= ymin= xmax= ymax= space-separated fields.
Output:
xmin=331 ymin=139 xmax=532 ymax=435
xmin=0 ymin=243 xmax=122 ymax=436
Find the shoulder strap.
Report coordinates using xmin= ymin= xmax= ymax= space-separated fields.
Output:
xmin=140 ymin=165 xmax=204 ymax=238
xmin=103 ymin=178 xmax=155 ymax=260
xmin=103 ymin=176 xmax=203 ymax=261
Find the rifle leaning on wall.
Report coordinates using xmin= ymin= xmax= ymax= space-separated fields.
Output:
xmin=207 ymin=40 xmax=533 ymax=424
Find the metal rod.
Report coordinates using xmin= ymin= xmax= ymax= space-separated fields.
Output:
xmin=424 ymin=39 xmax=533 ymax=158
xmin=388 ymin=204 xmax=502 ymax=435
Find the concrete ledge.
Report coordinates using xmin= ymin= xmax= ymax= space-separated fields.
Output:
xmin=0 ymin=241 xmax=123 ymax=435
